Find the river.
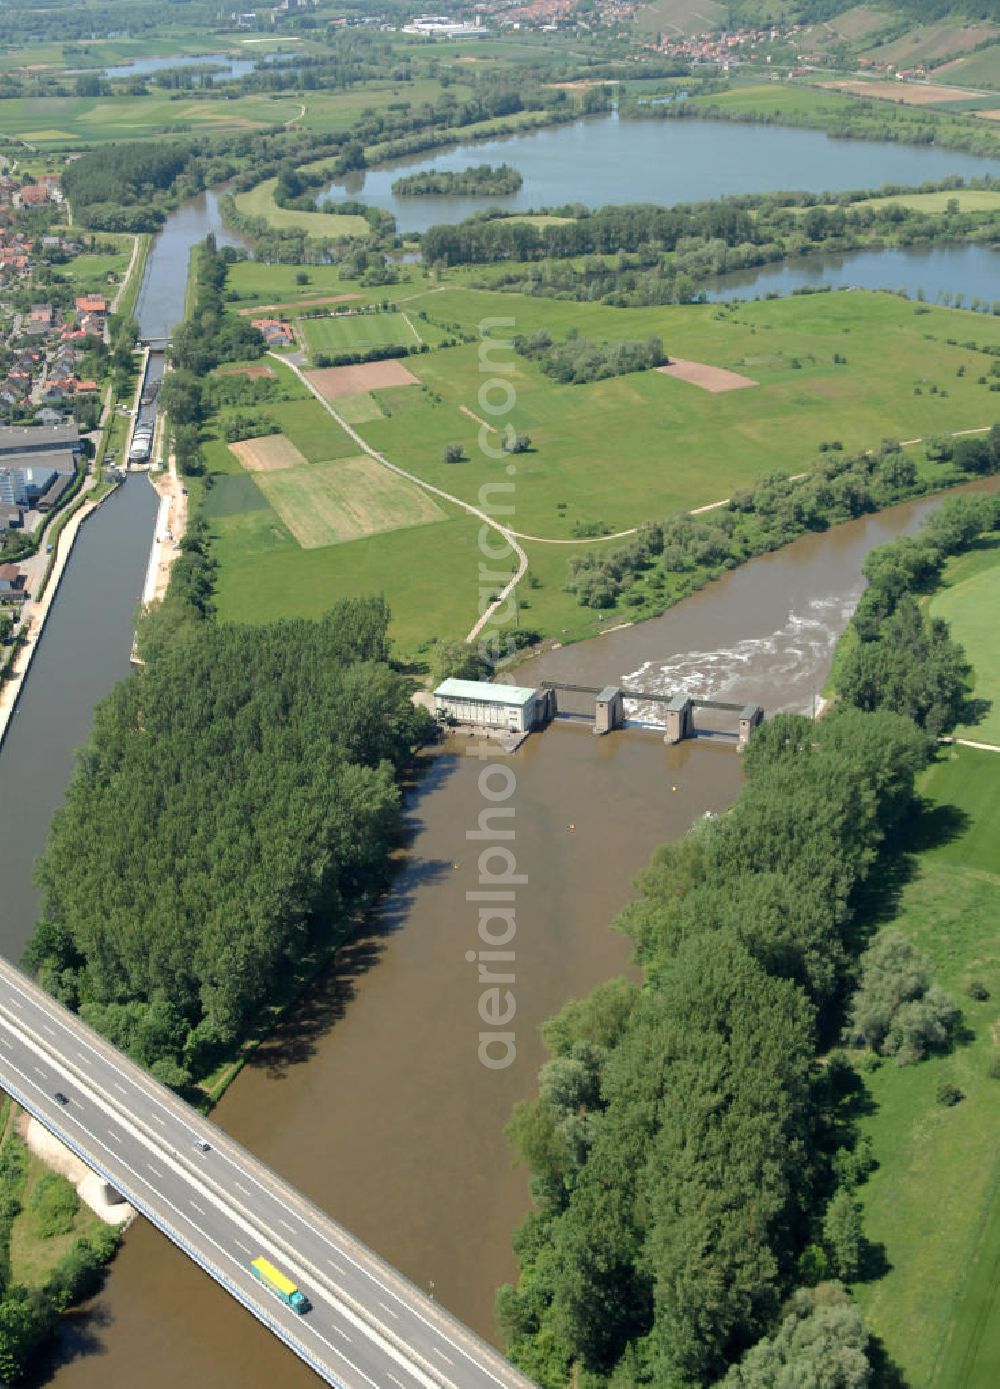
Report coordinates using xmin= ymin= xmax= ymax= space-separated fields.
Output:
xmin=328 ymin=112 xmax=1000 ymax=233
xmin=4 ymin=114 xmax=1000 ymax=1386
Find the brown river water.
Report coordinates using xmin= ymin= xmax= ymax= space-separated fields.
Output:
xmin=27 ymin=482 xmax=998 ymax=1387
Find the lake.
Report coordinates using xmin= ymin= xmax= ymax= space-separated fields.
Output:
xmin=327 ymin=112 xmax=1000 ymax=233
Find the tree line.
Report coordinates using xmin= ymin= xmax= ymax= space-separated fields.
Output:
xmin=497 ymin=703 xmax=933 ymax=1386
xmin=838 ymin=478 xmax=1000 ymax=734
xmin=500 ymin=473 xmax=1000 ymax=1388
xmin=422 ymin=182 xmax=1000 ymax=308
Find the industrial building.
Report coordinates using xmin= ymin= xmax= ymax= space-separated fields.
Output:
xmin=0 ymin=424 xmax=81 ymax=512
xmin=433 ymin=678 xmax=550 ymax=733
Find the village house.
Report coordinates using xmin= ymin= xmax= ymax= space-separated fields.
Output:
xmin=251 ymin=316 xmax=295 ymax=347
xmin=0 ymin=563 xmax=27 ymax=602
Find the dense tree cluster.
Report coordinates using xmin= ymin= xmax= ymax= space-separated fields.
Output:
xmin=498 ymin=707 xmax=930 ymax=1387
xmin=514 ymin=327 xmax=666 ymax=384
xmin=392 ymin=163 xmax=523 ymax=197
xmin=26 ymin=597 xmax=430 ymax=1089
xmin=61 ymin=143 xmax=192 ymax=231
xmin=168 ymin=238 xmax=265 ymax=378
xmin=839 ymin=484 xmax=1000 ymax=734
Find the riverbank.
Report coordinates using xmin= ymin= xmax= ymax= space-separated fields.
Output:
xmin=808 ymin=492 xmax=1000 ymax=1383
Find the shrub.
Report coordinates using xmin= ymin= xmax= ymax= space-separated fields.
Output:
xmin=29 ymin=1172 xmax=79 ymax=1240
xmin=936 ymin=1082 xmax=963 ymax=1107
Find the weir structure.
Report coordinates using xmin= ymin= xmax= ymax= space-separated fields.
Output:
xmin=538 ymin=681 xmax=764 ymax=749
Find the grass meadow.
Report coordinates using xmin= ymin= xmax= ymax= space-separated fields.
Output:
xmin=930 ymin=536 xmax=1000 ymax=745
xmin=199 ymin=288 xmax=1000 ymax=654
xmin=854 ymin=746 xmax=1000 ymax=1388
xmin=0 ymin=93 xmax=306 ymax=146
xmin=232 ymin=179 xmax=370 ymax=239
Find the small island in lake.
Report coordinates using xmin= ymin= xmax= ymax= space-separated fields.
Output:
xmin=391 ymin=163 xmax=523 ymax=196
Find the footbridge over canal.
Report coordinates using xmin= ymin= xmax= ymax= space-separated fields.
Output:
xmin=538 ymin=681 xmax=764 ymax=748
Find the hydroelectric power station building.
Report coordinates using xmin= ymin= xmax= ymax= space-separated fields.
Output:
xmin=433 ymin=679 xmax=550 ymax=734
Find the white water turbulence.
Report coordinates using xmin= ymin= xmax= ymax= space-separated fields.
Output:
xmin=620 ymin=587 xmax=865 ymax=723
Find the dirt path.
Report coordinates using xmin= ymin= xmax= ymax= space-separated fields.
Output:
xmin=111 ymin=234 xmax=142 ymax=315
xmin=273 ymin=354 xmax=528 ymax=643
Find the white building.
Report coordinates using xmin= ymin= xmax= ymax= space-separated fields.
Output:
xmin=433 ymin=678 xmax=548 ymax=733
xmin=402 ymin=15 xmax=490 ymax=38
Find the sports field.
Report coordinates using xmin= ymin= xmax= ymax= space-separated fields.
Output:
xmin=930 ymin=536 xmax=1000 ymax=745
xmin=301 ymin=312 xmax=421 ymax=360
xmin=254 ymin=456 xmax=445 ymax=548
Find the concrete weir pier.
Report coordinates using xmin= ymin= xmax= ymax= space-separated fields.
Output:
xmin=433 ymin=678 xmax=763 ymax=749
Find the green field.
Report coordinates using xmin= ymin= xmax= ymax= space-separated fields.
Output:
xmin=232 ymin=179 xmax=370 ymax=238
xmin=301 ymin=312 xmax=421 ymax=359
xmin=226 ymin=261 xmax=369 ymax=309
xmin=254 ymin=455 xmax=446 ymax=548
xmin=939 ymin=44 xmax=1000 ymax=92
xmin=335 ymin=288 xmax=1000 ymax=540
xmin=201 ymin=287 xmax=1000 ymax=654
xmin=0 ymin=93 xmax=305 ymax=147
xmin=685 ymin=82 xmax=858 ymax=119
xmin=633 ymin=0 xmax=726 ymax=37
xmin=931 ymin=537 xmax=1000 ymax=746
xmin=854 ymin=746 xmax=1000 ymax=1388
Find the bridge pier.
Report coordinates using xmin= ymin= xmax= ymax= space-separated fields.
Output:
xmin=594 ymin=686 xmax=624 ymax=735
xmin=738 ymin=704 xmax=764 ymax=750
xmin=663 ymin=694 xmax=694 ymax=744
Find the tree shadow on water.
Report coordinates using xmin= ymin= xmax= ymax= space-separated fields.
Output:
xmin=247 ymin=746 xmax=462 ymax=1078
xmin=22 ymin=1302 xmax=114 ymax=1386
xmin=249 ymin=852 xmax=454 ymax=1079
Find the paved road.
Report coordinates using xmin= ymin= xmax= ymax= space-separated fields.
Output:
xmin=0 ymin=959 xmax=537 ymax=1389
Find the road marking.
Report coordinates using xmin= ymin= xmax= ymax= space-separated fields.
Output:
xmin=388 ymin=1376 xmax=406 ymax=1388
xmin=379 ymin=1300 xmax=399 ymax=1320
xmin=113 ymin=1082 xmax=127 ymax=1095
xmin=234 ymin=1180 xmax=251 ymax=1196
xmin=278 ymin=1217 xmax=294 ymax=1233
xmin=333 ymin=1326 xmax=353 ymax=1344
xmin=190 ymin=1200 xmax=205 ymax=1215
xmin=150 ymin=1113 xmax=166 ymax=1127
xmin=33 ymin=1066 xmax=46 ymax=1078
xmin=146 ymin=1163 xmax=162 ymax=1178
xmin=327 ymin=1258 xmax=348 ymax=1275
xmin=9 ymin=998 xmax=21 ymax=1009
xmin=42 ymin=1023 xmax=55 ymax=1037
xmin=235 ymin=1238 xmax=252 ymax=1255
xmin=432 ymin=1347 xmax=455 ymax=1365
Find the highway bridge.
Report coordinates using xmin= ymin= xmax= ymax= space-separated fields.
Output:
xmin=0 ymin=958 xmax=537 ymax=1389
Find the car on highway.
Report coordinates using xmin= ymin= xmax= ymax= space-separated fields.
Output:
xmin=194 ymin=1138 xmax=211 ymax=1153
xmin=54 ymin=1092 xmax=69 ymax=1106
